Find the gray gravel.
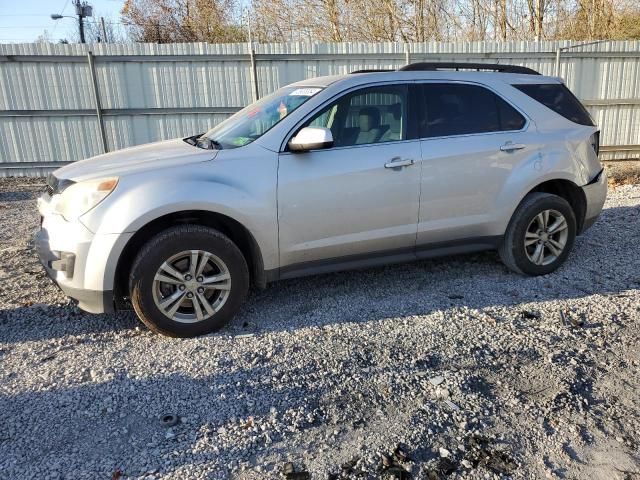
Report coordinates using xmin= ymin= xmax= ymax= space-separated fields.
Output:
xmin=1 ymin=176 xmax=639 ymax=479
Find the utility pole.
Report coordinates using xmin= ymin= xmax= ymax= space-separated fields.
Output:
xmin=100 ymin=17 xmax=108 ymax=43
xmin=74 ymin=0 xmax=93 ymax=43
xmin=78 ymin=14 xmax=85 ymax=43
xmin=51 ymin=0 xmax=93 ymax=43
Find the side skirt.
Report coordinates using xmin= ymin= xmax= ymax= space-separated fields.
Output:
xmin=265 ymin=235 xmax=502 ymax=282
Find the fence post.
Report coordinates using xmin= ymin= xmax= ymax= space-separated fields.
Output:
xmin=249 ymin=45 xmax=259 ymax=102
xmin=554 ymin=47 xmax=562 ymax=77
xmin=404 ymin=43 xmax=410 ymax=65
xmin=87 ymin=51 xmax=108 ymax=153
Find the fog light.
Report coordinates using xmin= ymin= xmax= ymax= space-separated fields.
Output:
xmin=50 ymin=251 xmax=75 ymax=278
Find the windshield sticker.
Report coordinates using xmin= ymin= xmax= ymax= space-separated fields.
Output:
xmin=289 ymin=88 xmax=322 ymax=97
xmin=278 ymin=101 xmax=288 ymax=119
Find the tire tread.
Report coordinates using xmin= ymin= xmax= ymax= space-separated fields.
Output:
xmin=499 ymin=192 xmax=576 ymax=276
xmin=129 ymin=224 xmax=249 ymax=337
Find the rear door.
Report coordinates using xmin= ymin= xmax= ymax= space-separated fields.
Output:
xmin=277 ymin=83 xmax=422 ymax=272
xmin=416 ymin=82 xmax=539 ymax=251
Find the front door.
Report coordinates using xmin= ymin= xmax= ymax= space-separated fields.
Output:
xmin=277 ymin=84 xmax=422 ymax=274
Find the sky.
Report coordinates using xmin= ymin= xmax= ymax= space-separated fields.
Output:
xmin=0 ymin=0 xmax=125 ymax=43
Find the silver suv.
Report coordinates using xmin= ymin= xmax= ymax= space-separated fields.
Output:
xmin=35 ymin=62 xmax=607 ymax=337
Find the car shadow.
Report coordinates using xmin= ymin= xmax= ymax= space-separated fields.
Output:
xmin=1 ymin=203 xmax=638 ymax=344
xmin=232 ymin=203 xmax=639 ymax=335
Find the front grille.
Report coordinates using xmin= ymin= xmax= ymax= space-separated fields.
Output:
xmin=45 ymin=174 xmax=58 ymax=196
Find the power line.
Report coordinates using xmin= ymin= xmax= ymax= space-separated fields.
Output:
xmin=0 ymin=19 xmax=172 ymax=29
xmin=89 ymin=19 xmax=171 ymax=27
xmin=52 ymin=0 xmax=70 ymax=37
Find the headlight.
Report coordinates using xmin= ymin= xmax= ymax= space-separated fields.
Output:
xmin=51 ymin=177 xmax=118 ymax=221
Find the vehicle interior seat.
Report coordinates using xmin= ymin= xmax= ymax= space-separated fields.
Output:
xmin=355 ymin=106 xmax=385 ymax=144
xmin=380 ymin=103 xmax=402 ymax=142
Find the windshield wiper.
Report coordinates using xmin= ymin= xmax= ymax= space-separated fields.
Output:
xmin=196 ymin=136 xmax=223 ymax=150
xmin=209 ymin=139 xmax=223 ymax=150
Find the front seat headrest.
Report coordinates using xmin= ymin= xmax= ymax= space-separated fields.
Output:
xmin=359 ymin=106 xmax=380 ymax=132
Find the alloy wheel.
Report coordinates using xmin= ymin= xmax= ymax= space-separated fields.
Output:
xmin=524 ymin=209 xmax=569 ymax=266
xmin=151 ymin=250 xmax=231 ymax=323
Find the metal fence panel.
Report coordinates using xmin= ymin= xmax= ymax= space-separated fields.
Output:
xmin=0 ymin=40 xmax=639 ymax=175
xmin=104 ymin=113 xmax=230 ymax=150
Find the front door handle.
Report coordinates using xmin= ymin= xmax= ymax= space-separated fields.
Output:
xmin=384 ymin=157 xmax=415 ymax=169
xmin=500 ymin=142 xmax=526 ymax=152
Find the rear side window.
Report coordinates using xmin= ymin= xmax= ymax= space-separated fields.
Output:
xmin=513 ymin=83 xmax=594 ymax=126
xmin=419 ymin=83 xmax=526 ymax=138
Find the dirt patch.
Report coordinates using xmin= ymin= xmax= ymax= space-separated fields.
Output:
xmin=605 ymin=161 xmax=640 ymax=188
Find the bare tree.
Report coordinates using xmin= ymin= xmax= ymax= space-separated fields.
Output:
xmin=122 ymin=0 xmax=246 ymax=43
xmin=117 ymin=0 xmax=640 ymax=44
xmin=83 ymin=16 xmax=127 ymax=43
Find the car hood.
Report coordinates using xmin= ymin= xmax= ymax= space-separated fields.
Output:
xmin=54 ymin=138 xmax=218 ymax=182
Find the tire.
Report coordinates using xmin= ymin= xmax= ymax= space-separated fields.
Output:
xmin=129 ymin=225 xmax=249 ymax=337
xmin=499 ymin=192 xmax=577 ymax=276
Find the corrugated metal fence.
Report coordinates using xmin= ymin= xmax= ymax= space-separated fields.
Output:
xmin=1 ymin=40 xmax=639 ymax=175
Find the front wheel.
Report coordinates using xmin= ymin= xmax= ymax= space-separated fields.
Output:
xmin=129 ymin=225 xmax=249 ymax=337
xmin=499 ymin=192 xmax=577 ymax=276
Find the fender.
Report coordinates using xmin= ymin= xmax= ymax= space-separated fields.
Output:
xmin=79 ymin=150 xmax=279 ymax=291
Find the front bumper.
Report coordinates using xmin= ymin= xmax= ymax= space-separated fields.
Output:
xmin=580 ymin=168 xmax=607 ymax=233
xmin=34 ymin=227 xmax=115 ymax=314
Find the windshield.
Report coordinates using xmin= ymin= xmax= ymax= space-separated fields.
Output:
xmin=201 ymin=86 xmax=323 ymax=149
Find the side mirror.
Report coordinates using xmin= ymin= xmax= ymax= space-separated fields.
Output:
xmin=288 ymin=127 xmax=333 ymax=152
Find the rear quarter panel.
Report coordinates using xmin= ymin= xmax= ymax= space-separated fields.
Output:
xmin=485 ymin=79 xmax=598 ymax=234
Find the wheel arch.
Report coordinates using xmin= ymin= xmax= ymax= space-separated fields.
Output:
xmin=526 ymin=178 xmax=587 ymax=233
xmin=113 ymin=210 xmax=266 ymax=309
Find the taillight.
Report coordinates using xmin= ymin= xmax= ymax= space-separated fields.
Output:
xmin=590 ymin=131 xmax=600 ymax=156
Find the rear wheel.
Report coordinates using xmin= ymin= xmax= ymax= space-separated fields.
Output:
xmin=129 ymin=225 xmax=249 ymax=337
xmin=499 ymin=192 xmax=576 ymax=276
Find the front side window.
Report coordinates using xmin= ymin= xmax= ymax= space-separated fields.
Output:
xmin=203 ymin=86 xmax=323 ymax=149
xmin=419 ymin=83 xmax=526 ymax=138
xmin=302 ymin=85 xmax=408 ymax=148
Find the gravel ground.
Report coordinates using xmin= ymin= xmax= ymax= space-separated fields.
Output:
xmin=1 ymin=177 xmax=639 ymax=480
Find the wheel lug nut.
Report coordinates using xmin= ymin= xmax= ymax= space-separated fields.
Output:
xmin=179 ymin=285 xmax=186 ymax=291
xmin=197 ymin=287 xmax=204 ymax=294
xmin=196 ymin=276 xmax=204 ymax=282
xmin=187 ymin=292 xmax=194 ymax=298
xmin=185 ymin=275 xmax=192 ymax=281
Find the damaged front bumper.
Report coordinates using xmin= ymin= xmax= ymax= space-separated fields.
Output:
xmin=34 ymin=225 xmax=115 ymax=314
xmin=34 ymin=192 xmax=116 ymax=314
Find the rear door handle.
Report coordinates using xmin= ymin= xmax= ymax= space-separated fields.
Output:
xmin=384 ymin=157 xmax=415 ymax=169
xmin=500 ymin=142 xmax=526 ymax=152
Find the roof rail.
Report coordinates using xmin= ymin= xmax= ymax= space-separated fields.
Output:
xmin=349 ymin=69 xmax=395 ymax=74
xmin=398 ymin=62 xmax=540 ymax=75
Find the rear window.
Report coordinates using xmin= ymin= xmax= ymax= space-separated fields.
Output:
xmin=513 ymin=83 xmax=593 ymax=126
